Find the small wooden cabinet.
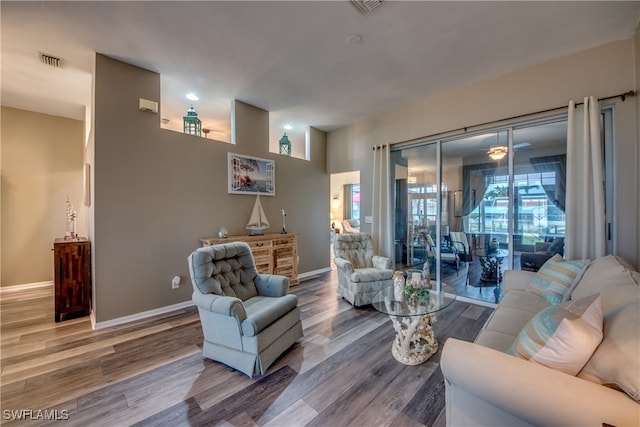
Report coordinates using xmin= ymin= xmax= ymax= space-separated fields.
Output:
xmin=200 ymin=233 xmax=299 ymax=285
xmin=53 ymin=238 xmax=91 ymax=322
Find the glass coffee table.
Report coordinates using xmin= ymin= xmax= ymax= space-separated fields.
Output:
xmin=372 ymin=284 xmax=456 ymax=365
xmin=475 ymin=248 xmax=509 ymax=283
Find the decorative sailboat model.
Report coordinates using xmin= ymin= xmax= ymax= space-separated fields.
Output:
xmin=246 ymin=195 xmax=270 ymax=235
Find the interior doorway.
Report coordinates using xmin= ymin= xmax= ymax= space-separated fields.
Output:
xmin=329 ymin=171 xmax=360 ymax=267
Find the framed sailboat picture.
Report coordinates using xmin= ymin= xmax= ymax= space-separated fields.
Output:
xmin=228 ymin=153 xmax=275 ymax=196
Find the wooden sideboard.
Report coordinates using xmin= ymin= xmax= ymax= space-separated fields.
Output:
xmin=53 ymin=238 xmax=91 ymax=322
xmin=200 ymin=233 xmax=299 ymax=285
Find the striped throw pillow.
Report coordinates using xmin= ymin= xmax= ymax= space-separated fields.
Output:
xmin=506 ymin=293 xmax=603 ymax=376
xmin=527 ymin=254 xmax=589 ymax=304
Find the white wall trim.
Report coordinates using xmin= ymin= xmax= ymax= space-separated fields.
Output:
xmin=94 ymin=269 xmax=332 ymax=329
xmin=298 ymin=267 xmax=332 ymax=281
xmin=0 ymin=281 xmax=53 ymax=294
xmin=93 ymin=300 xmax=195 ymax=330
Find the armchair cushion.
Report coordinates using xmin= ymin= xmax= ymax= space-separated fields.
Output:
xmin=241 ymin=294 xmax=299 ymax=336
xmin=372 ymin=255 xmax=392 ymax=269
xmin=189 ymin=242 xmax=259 ymax=299
xmin=351 ymin=267 xmax=394 ymax=283
xmin=334 ymin=234 xmax=374 ymax=268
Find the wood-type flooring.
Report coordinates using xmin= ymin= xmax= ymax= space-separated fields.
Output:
xmin=1 ymin=270 xmax=493 ymax=426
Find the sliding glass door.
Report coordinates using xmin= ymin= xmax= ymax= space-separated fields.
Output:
xmin=392 ymin=117 xmax=569 ymax=304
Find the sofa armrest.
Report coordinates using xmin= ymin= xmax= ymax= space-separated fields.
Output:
xmin=255 ymin=274 xmax=289 ymax=297
xmin=192 ymin=291 xmax=246 ymax=321
xmin=372 ymin=255 xmax=392 ymax=269
xmin=502 ymin=269 xmax=535 ymax=294
xmin=441 ymin=338 xmax=639 ymax=427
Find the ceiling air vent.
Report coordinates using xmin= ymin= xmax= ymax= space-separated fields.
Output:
xmin=349 ymin=0 xmax=384 ymax=16
xmin=40 ymin=52 xmax=62 ymax=68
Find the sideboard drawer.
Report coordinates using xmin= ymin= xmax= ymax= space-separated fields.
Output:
xmin=273 ymin=237 xmax=296 ymax=246
xmin=248 ymin=240 xmax=273 ymax=249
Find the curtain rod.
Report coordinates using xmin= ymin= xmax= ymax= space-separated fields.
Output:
xmin=388 ymin=90 xmax=636 ymax=148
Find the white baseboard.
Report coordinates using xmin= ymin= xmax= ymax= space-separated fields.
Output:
xmin=0 ymin=281 xmax=53 ymax=294
xmin=93 ymin=300 xmax=195 ymax=330
xmin=455 ymin=294 xmax=498 ymax=309
xmin=297 ymin=267 xmax=332 ymax=282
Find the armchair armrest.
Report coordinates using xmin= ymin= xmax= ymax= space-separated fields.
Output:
xmin=255 ymin=274 xmax=289 ymax=297
xmin=442 ymin=338 xmax=639 ymax=427
xmin=334 ymin=257 xmax=354 ymax=275
xmin=191 ymin=291 xmax=246 ymax=321
xmin=372 ymin=255 xmax=392 ymax=269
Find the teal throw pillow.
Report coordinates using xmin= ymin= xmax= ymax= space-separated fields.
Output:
xmin=527 ymin=254 xmax=589 ymax=304
xmin=506 ymin=294 xmax=603 ymax=376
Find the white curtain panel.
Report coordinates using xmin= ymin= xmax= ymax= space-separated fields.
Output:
xmin=372 ymin=144 xmax=394 ymax=261
xmin=565 ymin=96 xmax=607 ymax=260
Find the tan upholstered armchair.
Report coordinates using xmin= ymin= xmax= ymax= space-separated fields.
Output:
xmin=188 ymin=242 xmax=303 ymax=378
xmin=333 ymin=233 xmax=394 ymax=306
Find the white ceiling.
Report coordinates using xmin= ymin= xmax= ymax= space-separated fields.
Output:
xmin=2 ymin=1 xmax=639 ymax=142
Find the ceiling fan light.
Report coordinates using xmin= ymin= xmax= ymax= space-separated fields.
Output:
xmin=488 ymin=146 xmax=508 ymax=160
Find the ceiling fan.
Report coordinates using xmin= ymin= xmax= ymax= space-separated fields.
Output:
xmin=487 ymin=142 xmax=531 ymax=160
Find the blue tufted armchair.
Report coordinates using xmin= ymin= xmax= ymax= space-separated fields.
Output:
xmin=188 ymin=242 xmax=303 ymax=378
xmin=333 ymin=233 xmax=394 ymax=306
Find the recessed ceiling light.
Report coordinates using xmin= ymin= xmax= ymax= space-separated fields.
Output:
xmin=186 ymin=93 xmax=199 ymax=101
xmin=283 ymin=124 xmax=293 ymax=130
xmin=347 ymin=34 xmax=362 ymax=44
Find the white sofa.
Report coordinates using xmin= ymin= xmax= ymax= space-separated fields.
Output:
xmin=441 ymin=255 xmax=639 ymax=426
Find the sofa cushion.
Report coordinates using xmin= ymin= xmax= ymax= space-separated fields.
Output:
xmin=572 ymin=255 xmax=640 ymax=314
xmin=527 ymin=254 xmax=589 ymax=304
xmin=578 ymin=299 xmax=640 ymax=402
xmin=507 ymin=294 xmax=603 ymax=376
xmin=474 ymin=290 xmax=550 ymax=352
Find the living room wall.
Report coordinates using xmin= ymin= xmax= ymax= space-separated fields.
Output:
xmin=1 ymin=107 xmax=86 ymax=286
xmin=328 ymin=36 xmax=639 ymax=267
xmin=93 ymin=54 xmax=328 ymax=324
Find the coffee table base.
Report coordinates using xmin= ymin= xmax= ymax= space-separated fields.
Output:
xmin=389 ymin=314 xmax=437 ymax=365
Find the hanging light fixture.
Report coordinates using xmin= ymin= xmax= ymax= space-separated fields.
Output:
xmin=279 ymin=133 xmax=291 ymax=156
xmin=183 ymin=105 xmax=201 ymax=136
xmin=488 ymin=145 xmax=508 ymax=161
